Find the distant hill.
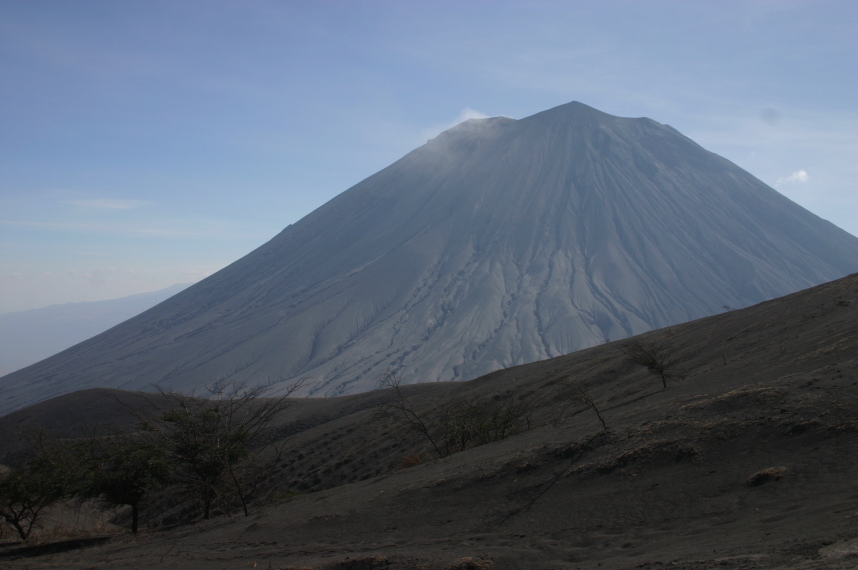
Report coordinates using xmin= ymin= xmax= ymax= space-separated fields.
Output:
xmin=0 ymin=284 xmax=189 ymax=376
xmin=2 ymin=101 xmax=858 ymax=415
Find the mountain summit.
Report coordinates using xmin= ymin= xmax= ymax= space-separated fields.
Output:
xmin=2 ymin=102 xmax=857 ymax=414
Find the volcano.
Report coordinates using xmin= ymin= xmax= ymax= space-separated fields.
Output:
xmin=2 ymin=101 xmax=857 ymax=414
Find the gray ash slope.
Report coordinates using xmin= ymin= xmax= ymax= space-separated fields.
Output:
xmin=2 ymin=101 xmax=857 ymax=414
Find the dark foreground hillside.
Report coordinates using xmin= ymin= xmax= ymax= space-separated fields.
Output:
xmin=1 ymin=274 xmax=857 ymax=569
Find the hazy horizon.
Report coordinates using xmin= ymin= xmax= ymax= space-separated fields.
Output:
xmin=0 ymin=282 xmax=189 ymax=376
xmin=0 ymin=281 xmax=190 ymax=317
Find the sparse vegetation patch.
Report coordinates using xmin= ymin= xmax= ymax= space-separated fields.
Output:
xmin=620 ymin=339 xmax=684 ymax=388
xmin=0 ymin=437 xmax=69 ymax=541
xmin=377 ymin=372 xmax=532 ymax=459
xmin=746 ymin=466 xmax=787 ymax=486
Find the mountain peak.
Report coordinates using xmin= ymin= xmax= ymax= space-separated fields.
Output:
xmin=534 ymin=100 xmax=616 ymax=118
xmin=520 ymin=101 xmax=655 ymax=134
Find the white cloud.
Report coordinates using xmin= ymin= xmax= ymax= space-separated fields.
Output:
xmin=775 ymin=169 xmax=810 ymax=186
xmin=66 ymin=199 xmax=148 ymax=210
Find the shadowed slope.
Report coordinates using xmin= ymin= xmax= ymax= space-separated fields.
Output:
xmin=2 ymin=102 xmax=857 ymax=414
xmin=2 ymin=273 xmax=857 ymax=569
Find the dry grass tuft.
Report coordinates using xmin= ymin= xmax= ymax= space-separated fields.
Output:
xmin=332 ymin=555 xmax=390 ymax=569
xmin=444 ymin=557 xmax=492 ymax=570
xmin=681 ymin=385 xmax=787 ymax=413
xmin=746 ymin=466 xmax=787 ymax=486
xmin=397 ymin=454 xmax=426 ymax=470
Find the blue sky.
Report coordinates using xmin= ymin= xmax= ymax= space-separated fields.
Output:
xmin=1 ymin=0 xmax=856 ymax=313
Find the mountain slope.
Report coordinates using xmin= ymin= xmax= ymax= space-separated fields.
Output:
xmin=1 ymin=101 xmax=857 ymax=414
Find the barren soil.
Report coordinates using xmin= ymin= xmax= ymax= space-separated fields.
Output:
xmin=2 ymin=274 xmax=857 ymax=569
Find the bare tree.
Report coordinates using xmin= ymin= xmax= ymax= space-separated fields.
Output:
xmin=74 ymin=428 xmax=169 ymax=533
xmin=132 ymin=380 xmax=304 ymax=519
xmin=619 ymin=339 xmax=683 ymax=388
xmin=377 ymin=371 xmax=532 ymax=459
xmin=562 ymin=379 xmax=607 ymax=431
xmin=436 ymin=396 xmax=531 ymax=456
xmin=0 ymin=433 xmax=71 ymax=541
xmin=377 ymin=371 xmax=445 ymax=458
